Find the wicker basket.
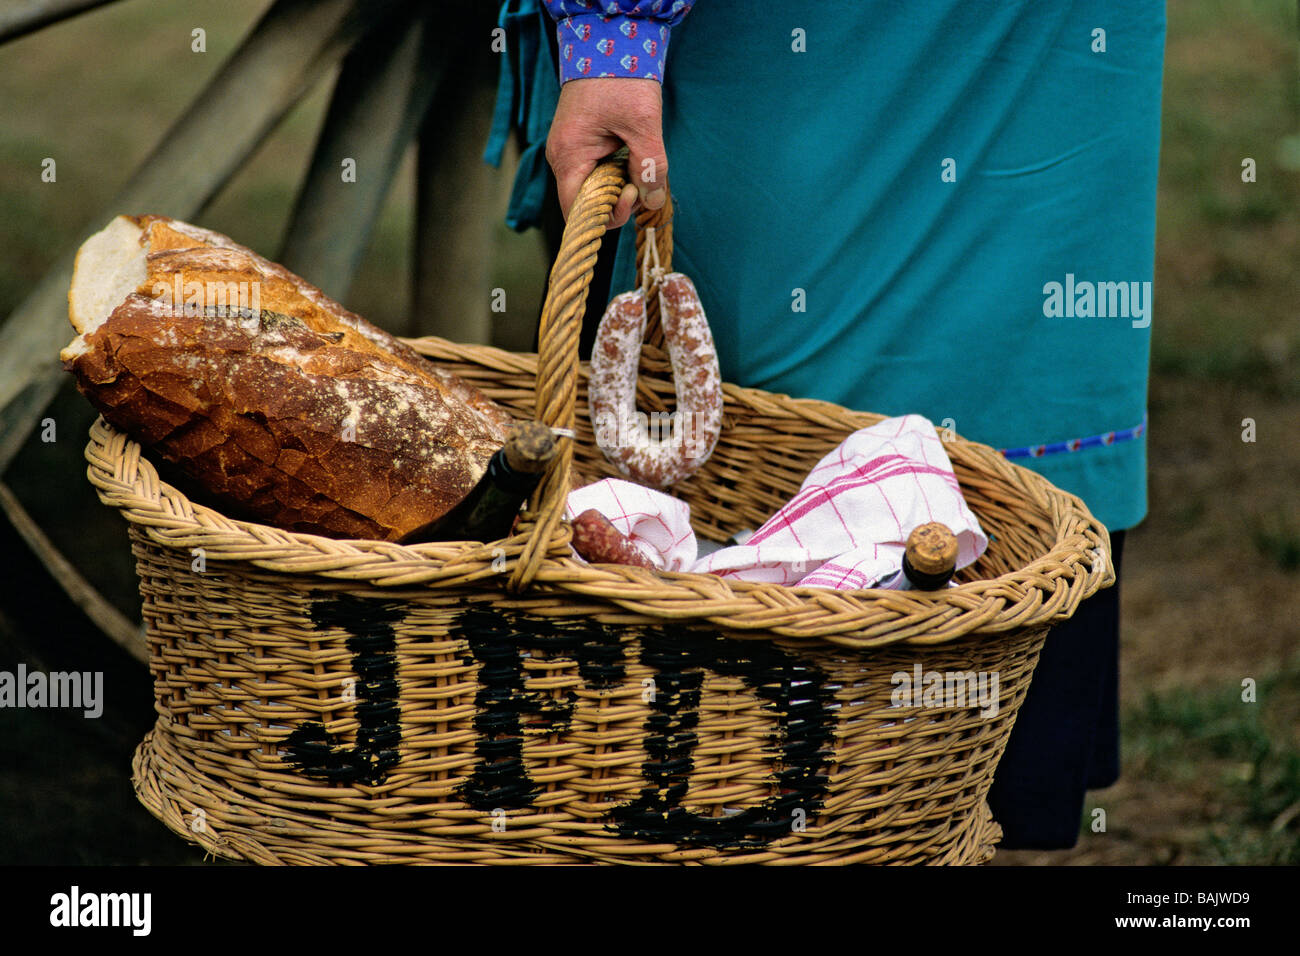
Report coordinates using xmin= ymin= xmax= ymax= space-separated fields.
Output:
xmin=83 ymin=159 xmax=1112 ymax=865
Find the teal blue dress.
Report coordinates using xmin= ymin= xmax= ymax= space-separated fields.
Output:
xmin=486 ymin=0 xmax=1165 ymax=848
xmin=489 ymin=0 xmax=1163 ymax=534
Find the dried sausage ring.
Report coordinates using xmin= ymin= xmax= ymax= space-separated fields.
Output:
xmin=588 ymin=273 xmax=723 ymax=487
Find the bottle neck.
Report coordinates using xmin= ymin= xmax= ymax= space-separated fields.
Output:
xmin=901 ymin=552 xmax=954 ymax=590
xmin=486 ymin=451 xmax=545 ymax=498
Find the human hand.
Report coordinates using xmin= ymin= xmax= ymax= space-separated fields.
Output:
xmin=545 ymin=77 xmax=668 ymax=229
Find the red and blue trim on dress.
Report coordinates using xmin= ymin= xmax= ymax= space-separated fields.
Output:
xmin=998 ymin=411 xmax=1147 ymax=460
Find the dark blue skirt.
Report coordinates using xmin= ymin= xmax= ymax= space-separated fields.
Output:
xmin=986 ymin=530 xmax=1125 ymax=848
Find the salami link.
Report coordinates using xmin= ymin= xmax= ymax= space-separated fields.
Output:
xmin=588 ymin=275 xmax=723 ymax=487
xmin=570 ymin=508 xmax=657 ymax=568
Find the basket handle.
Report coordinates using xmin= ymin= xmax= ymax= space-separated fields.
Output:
xmin=509 ymin=157 xmax=673 ymax=590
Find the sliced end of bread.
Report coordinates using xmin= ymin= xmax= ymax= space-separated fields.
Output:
xmin=67 ymin=215 xmax=146 ymax=337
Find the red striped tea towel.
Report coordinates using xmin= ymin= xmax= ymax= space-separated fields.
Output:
xmin=564 ymin=477 xmax=698 ymax=571
xmin=566 ymin=415 xmax=987 ymax=590
xmin=696 ymin=415 xmax=986 ymax=588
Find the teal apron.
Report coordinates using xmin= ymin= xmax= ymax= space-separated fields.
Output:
xmin=487 ymin=0 xmax=1163 ymax=535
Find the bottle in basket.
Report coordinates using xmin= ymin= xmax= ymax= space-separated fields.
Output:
xmin=402 ymin=421 xmax=558 ymax=543
xmin=876 ymin=521 xmax=960 ymax=590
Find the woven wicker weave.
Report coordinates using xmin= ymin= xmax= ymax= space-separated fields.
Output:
xmin=84 ymin=158 xmax=1113 ymax=865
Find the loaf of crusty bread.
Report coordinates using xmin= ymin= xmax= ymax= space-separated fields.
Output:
xmin=61 ymin=214 xmax=515 ymax=542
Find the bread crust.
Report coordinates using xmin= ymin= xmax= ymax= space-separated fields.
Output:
xmin=62 ymin=215 xmax=515 ymax=542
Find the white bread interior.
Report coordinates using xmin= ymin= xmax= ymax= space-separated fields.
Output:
xmin=62 ymin=216 xmax=146 ymax=361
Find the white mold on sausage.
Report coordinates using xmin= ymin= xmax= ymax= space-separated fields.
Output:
xmin=588 ymin=275 xmax=723 ymax=487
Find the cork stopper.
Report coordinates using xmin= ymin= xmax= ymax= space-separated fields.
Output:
xmin=502 ymin=421 xmax=558 ymax=475
xmin=905 ymin=522 xmax=959 ymax=580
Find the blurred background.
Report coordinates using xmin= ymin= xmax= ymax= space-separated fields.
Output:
xmin=0 ymin=0 xmax=1295 ymax=865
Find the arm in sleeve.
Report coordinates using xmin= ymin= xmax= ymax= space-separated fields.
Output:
xmin=543 ymin=1 xmax=695 ymax=84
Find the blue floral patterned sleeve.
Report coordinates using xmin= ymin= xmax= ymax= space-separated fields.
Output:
xmin=543 ymin=0 xmax=694 ymax=83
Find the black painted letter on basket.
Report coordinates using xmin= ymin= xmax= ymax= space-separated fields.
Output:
xmin=607 ymin=625 xmax=835 ymax=848
xmin=456 ymin=610 xmax=625 ymax=809
xmin=286 ymin=595 xmax=405 ymax=785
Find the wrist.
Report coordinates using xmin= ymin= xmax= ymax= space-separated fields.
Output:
xmin=555 ymin=13 xmax=669 ymax=84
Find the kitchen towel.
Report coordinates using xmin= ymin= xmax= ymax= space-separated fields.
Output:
xmin=566 ymin=414 xmax=987 ymax=590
